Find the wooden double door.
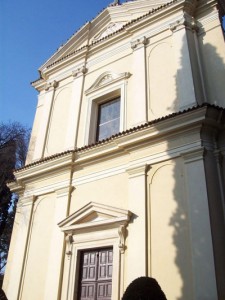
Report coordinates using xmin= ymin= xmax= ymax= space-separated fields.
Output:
xmin=78 ymin=248 xmax=113 ymax=300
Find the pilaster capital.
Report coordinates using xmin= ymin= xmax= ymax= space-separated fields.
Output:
xmin=201 ymin=124 xmax=218 ymax=151
xmin=45 ymin=80 xmax=58 ymax=91
xmin=169 ymin=15 xmax=199 ymax=33
xmin=18 ymin=195 xmax=36 ymax=208
xmin=181 ymin=147 xmax=206 ymax=163
xmin=126 ymin=164 xmax=150 ymax=178
xmin=55 ymin=186 xmax=74 ymax=198
xmin=131 ymin=36 xmax=148 ymax=51
xmin=72 ymin=65 xmax=87 ymax=78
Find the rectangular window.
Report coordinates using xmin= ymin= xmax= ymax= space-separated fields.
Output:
xmin=96 ymin=98 xmax=120 ymax=142
xmin=78 ymin=248 xmax=113 ymax=300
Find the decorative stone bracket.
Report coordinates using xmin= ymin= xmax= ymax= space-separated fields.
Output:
xmin=118 ymin=224 xmax=128 ymax=254
xmin=65 ymin=233 xmax=73 ymax=259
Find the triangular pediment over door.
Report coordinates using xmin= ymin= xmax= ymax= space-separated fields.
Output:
xmin=58 ymin=201 xmax=132 ymax=234
xmin=59 ymin=202 xmax=132 ymax=299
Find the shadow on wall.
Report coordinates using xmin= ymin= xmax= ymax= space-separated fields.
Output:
xmin=148 ymin=29 xmax=225 ymax=300
xmin=170 ymin=35 xmax=225 ymax=300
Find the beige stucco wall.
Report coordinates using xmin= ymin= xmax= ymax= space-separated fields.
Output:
xmin=70 ymin=173 xmax=128 ymax=214
xmin=148 ymin=160 xmax=192 ymax=299
xmin=20 ymin=195 xmax=55 ymax=300
xmin=198 ymin=19 xmax=225 ymax=106
xmin=26 ymin=2 xmax=225 ymax=163
xmin=4 ymin=1 xmax=225 ymax=300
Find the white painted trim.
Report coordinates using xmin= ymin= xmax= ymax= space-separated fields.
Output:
xmin=84 ymin=73 xmax=129 ymax=145
xmin=59 ymin=202 xmax=131 ymax=300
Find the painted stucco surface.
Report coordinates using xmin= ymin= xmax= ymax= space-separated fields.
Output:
xmin=3 ymin=1 xmax=225 ymax=299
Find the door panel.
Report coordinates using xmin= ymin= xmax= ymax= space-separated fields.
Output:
xmin=79 ymin=248 xmax=113 ymax=300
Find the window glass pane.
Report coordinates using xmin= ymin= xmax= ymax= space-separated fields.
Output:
xmin=98 ymin=118 xmax=120 ymax=141
xmin=98 ymin=98 xmax=120 ymax=124
xmin=96 ymin=98 xmax=120 ymax=141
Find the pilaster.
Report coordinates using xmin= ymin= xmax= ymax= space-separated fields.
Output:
xmin=170 ymin=15 xmax=199 ymax=109
xmin=64 ymin=66 xmax=87 ymax=150
xmin=33 ymin=80 xmax=58 ymax=160
xmin=130 ymin=36 xmax=148 ymax=126
xmin=202 ymin=147 xmax=225 ymax=300
xmin=43 ymin=186 xmax=72 ymax=300
xmin=3 ymin=196 xmax=35 ymax=300
xmin=125 ymin=164 xmax=149 ymax=284
xmin=182 ymin=148 xmax=218 ymax=299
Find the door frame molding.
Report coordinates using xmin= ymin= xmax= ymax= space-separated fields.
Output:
xmin=58 ymin=202 xmax=132 ymax=300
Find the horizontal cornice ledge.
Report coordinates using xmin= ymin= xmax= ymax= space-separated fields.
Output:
xmin=75 ymin=106 xmax=210 ymax=163
xmin=8 ymin=180 xmax=24 ymax=194
xmin=42 ymin=46 xmax=88 ymax=78
xmin=31 ymin=78 xmax=46 ymax=91
xmin=14 ymin=105 xmax=224 ymax=175
xmin=15 ymin=152 xmax=74 ymax=182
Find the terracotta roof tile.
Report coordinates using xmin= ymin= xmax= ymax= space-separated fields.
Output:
xmin=15 ymin=104 xmax=224 ymax=173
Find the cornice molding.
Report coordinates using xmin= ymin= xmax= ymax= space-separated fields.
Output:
xmin=15 ymin=152 xmax=74 ymax=182
xmin=42 ymin=46 xmax=88 ymax=79
xmin=32 ymin=0 xmax=218 ymax=83
xmin=14 ymin=106 xmax=225 ymax=183
xmin=36 ymin=0 xmax=189 ymax=77
xmin=23 ymin=179 xmax=71 ymax=198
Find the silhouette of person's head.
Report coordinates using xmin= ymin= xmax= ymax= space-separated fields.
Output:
xmin=122 ymin=277 xmax=167 ymax=300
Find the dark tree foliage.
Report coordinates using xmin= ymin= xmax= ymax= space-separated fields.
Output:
xmin=217 ymin=0 xmax=225 ymax=35
xmin=122 ymin=277 xmax=167 ymax=300
xmin=0 ymin=122 xmax=30 ymax=280
xmin=0 ymin=287 xmax=7 ymax=300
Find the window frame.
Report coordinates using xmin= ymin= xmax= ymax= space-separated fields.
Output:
xmin=84 ymin=72 xmax=130 ymax=146
xmin=96 ymin=96 xmax=121 ymax=142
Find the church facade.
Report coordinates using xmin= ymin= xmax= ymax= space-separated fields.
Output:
xmin=3 ymin=0 xmax=225 ymax=299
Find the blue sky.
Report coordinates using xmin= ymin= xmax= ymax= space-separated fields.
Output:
xmin=0 ymin=2 xmax=224 ymax=128
xmin=0 ymin=0 xmax=113 ymax=128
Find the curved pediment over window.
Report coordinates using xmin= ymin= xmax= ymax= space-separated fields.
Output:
xmin=58 ymin=201 xmax=132 ymax=234
xmin=85 ymin=71 xmax=131 ymax=95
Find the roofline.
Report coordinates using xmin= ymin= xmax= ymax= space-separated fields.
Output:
xmin=32 ymin=0 xmax=179 ymax=81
